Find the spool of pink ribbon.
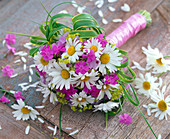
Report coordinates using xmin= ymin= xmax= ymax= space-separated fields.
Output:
xmin=106 ymin=10 xmax=151 ymax=48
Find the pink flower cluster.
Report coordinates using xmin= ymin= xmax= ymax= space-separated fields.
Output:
xmin=0 ymin=95 xmax=9 ymax=103
xmin=2 ymin=65 xmax=15 ymax=77
xmin=4 ymin=34 xmax=16 ymax=54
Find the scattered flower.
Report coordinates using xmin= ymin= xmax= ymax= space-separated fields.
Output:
xmin=0 ymin=125 xmax=2 ymax=130
xmin=14 ymin=91 xmax=25 ymax=100
xmin=25 ymin=125 xmax=30 ymax=135
xmin=2 ymin=65 xmax=15 ymax=77
xmin=5 ymin=34 xmax=16 ymax=45
xmin=94 ymin=101 xmax=119 ymax=113
xmin=11 ymin=99 xmax=39 ymax=120
xmin=65 ymin=127 xmax=72 ymax=130
xmin=121 ymin=3 xmax=130 ymax=12
xmin=0 ymin=95 xmax=10 ymax=103
xmin=119 ymin=113 xmax=132 ymax=125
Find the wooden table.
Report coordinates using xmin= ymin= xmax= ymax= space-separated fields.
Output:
xmin=0 ymin=0 xmax=169 ymax=138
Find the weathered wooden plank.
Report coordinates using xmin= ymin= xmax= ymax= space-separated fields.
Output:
xmin=0 ymin=0 xmax=10 ymax=9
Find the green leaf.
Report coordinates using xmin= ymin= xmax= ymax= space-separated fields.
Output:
xmin=30 ymin=39 xmax=47 ymax=45
xmin=70 ymin=30 xmax=98 ymax=38
xmin=29 ymin=47 xmax=40 ymax=57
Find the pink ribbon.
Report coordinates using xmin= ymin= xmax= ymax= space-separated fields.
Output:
xmin=106 ymin=13 xmax=147 ymax=48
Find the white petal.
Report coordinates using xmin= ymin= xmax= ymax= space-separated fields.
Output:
xmin=108 ymin=6 xmax=115 ymax=12
xmin=112 ymin=19 xmax=122 ymax=22
xmin=132 ymin=61 xmax=145 ymax=71
xmin=21 ymin=57 xmax=27 ymax=63
xmin=158 ymin=134 xmax=161 ymax=139
xmin=29 ymin=76 xmax=32 ymax=83
xmin=69 ymin=129 xmax=79 ymax=135
xmin=53 ymin=126 xmax=57 ymax=135
xmin=14 ymin=59 xmax=21 ymax=63
xmin=10 ymin=73 xmax=18 ymax=78
xmin=0 ymin=125 xmax=2 ymax=130
xmin=121 ymin=3 xmax=130 ymax=12
xmin=2 ymin=40 xmax=6 ymax=46
xmin=23 ymin=64 xmax=27 ymax=71
xmin=108 ymin=0 xmax=117 ymax=3
xmin=35 ymin=105 xmax=45 ymax=109
xmin=102 ymin=18 xmax=108 ymax=24
xmin=38 ymin=117 xmax=44 ymax=123
xmin=47 ymin=126 xmax=54 ymax=131
xmin=98 ymin=10 xmax=103 ymax=17
xmin=29 ymin=68 xmax=33 ymax=75
xmin=25 ymin=125 xmax=30 ymax=135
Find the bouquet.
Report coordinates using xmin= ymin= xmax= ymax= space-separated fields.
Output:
xmin=2 ymin=2 xmax=160 ymax=138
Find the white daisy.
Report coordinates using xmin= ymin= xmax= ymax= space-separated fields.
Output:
xmin=71 ymin=69 xmax=99 ymax=89
xmin=62 ymin=38 xmax=83 ymax=62
xmin=70 ymin=91 xmax=95 ymax=108
xmin=96 ymin=80 xmax=120 ymax=100
xmin=36 ymin=83 xmax=58 ymax=104
xmin=11 ymin=99 xmax=39 ymax=121
xmin=148 ymin=85 xmax=170 ymax=120
xmin=98 ymin=44 xmax=123 ymax=74
xmin=48 ymin=62 xmax=71 ymax=90
xmin=134 ymin=73 xmax=160 ymax=98
xmin=83 ymin=37 xmax=103 ymax=58
xmin=34 ymin=52 xmax=54 ymax=72
xmin=94 ymin=101 xmax=119 ymax=113
xmin=142 ymin=44 xmax=170 ymax=74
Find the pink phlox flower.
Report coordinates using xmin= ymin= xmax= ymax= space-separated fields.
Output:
xmin=57 ymin=35 xmax=66 ymax=46
xmin=82 ymin=50 xmax=95 ymax=63
xmin=119 ymin=113 xmax=132 ymax=125
xmin=90 ymin=86 xmax=100 ymax=97
xmin=36 ymin=66 xmax=46 ymax=77
xmin=125 ymin=83 xmax=131 ymax=89
xmin=104 ymin=73 xmax=119 ymax=85
xmin=88 ymin=59 xmax=100 ymax=69
xmin=2 ymin=65 xmax=15 ymax=77
xmin=75 ymin=61 xmax=89 ymax=74
xmin=6 ymin=44 xmax=16 ymax=54
xmin=83 ymin=86 xmax=91 ymax=94
xmin=14 ymin=91 xmax=25 ymax=100
xmin=96 ymin=34 xmax=108 ymax=47
xmin=5 ymin=34 xmax=16 ymax=45
xmin=51 ymin=43 xmax=66 ymax=55
xmin=40 ymin=45 xmax=53 ymax=61
xmin=0 ymin=95 xmax=9 ymax=103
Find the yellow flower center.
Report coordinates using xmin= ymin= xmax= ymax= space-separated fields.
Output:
xmin=90 ymin=45 xmax=98 ymax=52
xmin=158 ymin=100 xmax=167 ymax=111
xmin=81 ymin=76 xmax=90 ymax=81
xmin=143 ymin=81 xmax=151 ymax=90
xmin=67 ymin=46 xmax=75 ymax=56
xmin=77 ymin=98 xmax=86 ymax=102
xmin=40 ymin=57 xmax=49 ymax=65
xmin=101 ymin=84 xmax=110 ymax=91
xmin=21 ymin=107 xmax=31 ymax=114
xmin=156 ymin=58 xmax=164 ymax=65
xmin=100 ymin=53 xmax=110 ymax=64
xmin=61 ymin=69 xmax=70 ymax=79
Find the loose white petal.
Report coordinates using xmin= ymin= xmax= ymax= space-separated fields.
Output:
xmin=21 ymin=86 xmax=30 ymax=91
xmin=77 ymin=6 xmax=86 ymax=13
xmin=23 ymin=64 xmax=27 ymax=71
xmin=35 ymin=106 xmax=45 ymax=109
xmin=18 ymin=83 xmax=29 ymax=86
xmin=108 ymin=0 xmax=117 ymax=3
xmin=29 ymin=68 xmax=33 ymax=75
xmin=108 ymin=6 xmax=115 ymax=12
xmin=102 ymin=18 xmax=108 ymax=24
xmin=98 ymin=10 xmax=103 ymax=17
xmin=95 ymin=0 xmax=104 ymax=8
xmin=112 ymin=19 xmax=122 ymax=22
xmin=38 ymin=117 xmax=44 ymax=123
xmin=59 ymin=10 xmax=68 ymax=14
xmin=30 ymin=64 xmax=35 ymax=68
xmin=121 ymin=3 xmax=130 ymax=12
xmin=9 ymin=90 xmax=16 ymax=94
xmin=72 ymin=0 xmax=78 ymax=7
xmin=132 ymin=61 xmax=145 ymax=71
xmin=53 ymin=126 xmax=57 ymax=135
xmin=2 ymin=40 xmax=6 ymax=46
xmin=65 ymin=127 xmax=72 ymax=130
xmin=47 ymin=126 xmax=54 ymax=131
xmin=23 ymin=44 xmax=32 ymax=50
xmin=0 ymin=125 xmax=2 ymax=130
xmin=29 ymin=82 xmax=39 ymax=88
xmin=69 ymin=129 xmax=79 ymax=136
xmin=10 ymin=73 xmax=18 ymax=78
xmin=14 ymin=59 xmax=21 ymax=63
xmin=25 ymin=125 xmax=30 ymax=135
xmin=51 ymin=115 xmax=55 ymax=118
xmin=14 ymin=51 xmax=27 ymax=57
xmin=158 ymin=133 xmax=161 ymax=139
xmin=21 ymin=57 xmax=27 ymax=63
xmin=29 ymin=75 xmax=32 ymax=83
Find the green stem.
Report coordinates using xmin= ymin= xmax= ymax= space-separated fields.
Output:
xmin=157 ymin=72 xmax=164 ymax=78
xmin=105 ymin=112 xmax=108 ymax=129
xmin=119 ymin=98 xmax=123 ymax=111
xmin=163 ymin=55 xmax=170 ymax=58
xmin=137 ymin=106 xmax=157 ymax=139
xmin=0 ymin=89 xmax=14 ymax=95
xmin=59 ymin=104 xmax=63 ymax=138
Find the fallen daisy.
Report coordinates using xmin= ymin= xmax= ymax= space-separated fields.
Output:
xmin=95 ymin=0 xmax=104 ymax=8
xmin=142 ymin=44 xmax=170 ymax=74
xmin=25 ymin=125 xmax=30 ymax=135
xmin=108 ymin=6 xmax=115 ymax=12
xmin=121 ymin=3 xmax=130 ymax=12
xmin=112 ymin=19 xmax=122 ymax=23
xmin=11 ymin=99 xmax=39 ymax=120
xmin=131 ymin=61 xmax=146 ymax=71
xmin=102 ymin=18 xmax=108 ymax=24
xmin=134 ymin=73 xmax=160 ymax=98
xmin=14 ymin=59 xmax=21 ymax=63
xmin=149 ymin=85 xmax=170 ymax=120
xmin=69 ymin=129 xmax=79 ymax=136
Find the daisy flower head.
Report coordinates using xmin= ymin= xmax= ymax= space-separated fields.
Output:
xmin=62 ymin=37 xmax=83 ymax=62
xmin=34 ymin=52 xmax=55 ymax=72
xmin=94 ymin=101 xmax=119 ymax=113
xmin=148 ymin=85 xmax=170 ymax=120
xmin=142 ymin=44 xmax=170 ymax=74
xmin=98 ymin=44 xmax=123 ymax=75
xmin=70 ymin=91 xmax=95 ymax=108
xmin=48 ymin=62 xmax=71 ymax=90
xmin=96 ymin=80 xmax=120 ymax=100
xmin=71 ymin=69 xmax=99 ymax=89
xmin=36 ymin=82 xmax=58 ymax=104
xmin=11 ymin=99 xmax=39 ymax=121
xmin=83 ymin=37 xmax=103 ymax=58
xmin=134 ymin=73 xmax=160 ymax=98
